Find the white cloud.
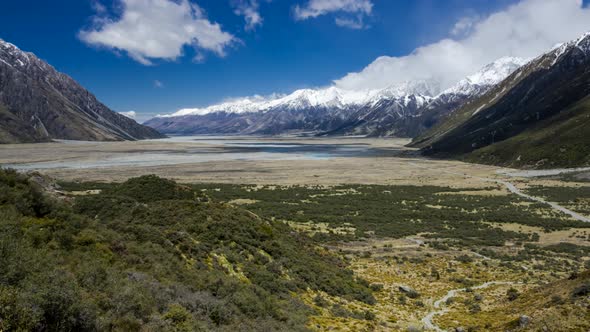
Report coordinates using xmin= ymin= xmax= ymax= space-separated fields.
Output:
xmin=335 ymin=0 xmax=590 ymax=91
xmin=450 ymin=15 xmax=480 ymax=37
xmin=294 ymin=0 xmax=373 ymax=28
xmin=119 ymin=111 xmax=137 ymax=119
xmin=335 ymin=15 xmax=365 ymax=29
xmin=153 ymin=80 xmax=164 ymax=88
xmin=79 ymin=0 xmax=235 ymax=65
xmin=233 ymin=0 xmax=263 ymax=31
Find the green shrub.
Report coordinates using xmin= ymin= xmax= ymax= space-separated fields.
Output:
xmin=0 ymin=170 xmax=372 ymax=331
xmin=507 ymin=288 xmax=520 ymax=301
xmin=105 ymin=175 xmax=195 ymax=203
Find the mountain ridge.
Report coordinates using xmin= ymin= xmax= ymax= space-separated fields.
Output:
xmin=322 ymin=57 xmax=528 ymax=138
xmin=0 ymin=39 xmax=165 ymax=143
xmin=412 ymin=32 xmax=590 ymax=168
xmin=145 ymin=57 xmax=526 ymax=137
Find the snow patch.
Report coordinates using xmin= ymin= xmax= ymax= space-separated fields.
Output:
xmin=472 ymin=103 xmax=487 ymax=116
xmin=552 ymin=43 xmax=569 ymax=65
xmin=0 ymin=58 xmax=13 ymax=68
xmin=167 ymin=83 xmax=437 ymax=118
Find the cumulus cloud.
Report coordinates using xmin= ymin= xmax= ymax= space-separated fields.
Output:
xmin=119 ymin=111 xmax=137 ymax=119
xmin=79 ymin=0 xmax=235 ymax=65
xmin=232 ymin=0 xmax=264 ymax=31
xmin=335 ymin=0 xmax=590 ymax=91
xmin=294 ymin=0 xmax=373 ymax=28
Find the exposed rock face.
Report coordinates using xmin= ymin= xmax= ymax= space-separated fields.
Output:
xmin=0 ymin=39 xmax=165 ymax=143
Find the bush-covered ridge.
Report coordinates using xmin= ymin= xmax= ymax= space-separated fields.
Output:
xmin=0 ymin=170 xmax=373 ymax=331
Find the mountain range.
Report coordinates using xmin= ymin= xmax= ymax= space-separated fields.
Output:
xmin=413 ymin=32 xmax=590 ymax=168
xmin=144 ymin=58 xmax=526 ymax=138
xmin=0 ymin=39 xmax=164 ymax=144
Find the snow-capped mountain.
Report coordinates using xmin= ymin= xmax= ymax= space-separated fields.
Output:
xmin=412 ymin=31 xmax=590 ymax=168
xmin=170 ymin=87 xmax=372 ymax=117
xmin=145 ymin=56 xmax=527 ymax=137
xmin=390 ymin=56 xmax=529 ymax=137
xmin=313 ymin=57 xmax=527 ymax=137
xmin=0 ymin=39 xmax=164 ymax=143
xmin=443 ymin=57 xmax=529 ymax=96
xmin=168 ymin=80 xmax=440 ymax=118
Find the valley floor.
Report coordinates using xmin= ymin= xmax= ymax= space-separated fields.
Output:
xmin=2 ymin=136 xmax=590 ymax=331
xmin=0 ymin=136 xmax=533 ymax=187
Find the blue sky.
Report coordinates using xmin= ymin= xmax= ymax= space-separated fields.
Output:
xmin=1 ymin=0 xmax=589 ymax=121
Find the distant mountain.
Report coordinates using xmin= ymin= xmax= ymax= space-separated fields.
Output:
xmin=146 ymin=58 xmax=525 ymax=138
xmin=144 ymin=86 xmax=416 ymax=135
xmin=0 ymin=39 xmax=164 ymax=143
xmin=412 ymin=32 xmax=590 ymax=168
xmin=323 ymin=57 xmax=527 ymax=137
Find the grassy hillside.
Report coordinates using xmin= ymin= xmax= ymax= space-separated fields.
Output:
xmin=465 ymin=96 xmax=590 ymax=168
xmin=0 ymin=171 xmax=373 ymax=331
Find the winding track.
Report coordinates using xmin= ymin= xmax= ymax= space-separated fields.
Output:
xmin=408 ymin=162 xmax=590 ymax=223
xmin=491 ymin=179 xmax=590 ymax=222
xmin=421 ymin=281 xmax=518 ymax=332
xmin=410 ymin=163 xmax=587 ymax=330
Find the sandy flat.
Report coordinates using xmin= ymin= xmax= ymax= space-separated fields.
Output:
xmin=0 ymin=137 xmax=507 ymax=187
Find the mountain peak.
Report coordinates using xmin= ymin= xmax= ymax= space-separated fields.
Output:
xmin=0 ymin=38 xmax=32 ymax=68
xmin=542 ymin=31 xmax=590 ymax=67
xmin=463 ymin=57 xmax=528 ymax=87
xmin=0 ymin=39 xmax=19 ymax=50
xmin=0 ymin=38 xmax=165 ymax=142
xmin=442 ymin=57 xmax=527 ymax=96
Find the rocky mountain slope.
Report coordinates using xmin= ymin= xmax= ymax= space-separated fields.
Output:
xmin=323 ymin=57 xmax=527 ymax=138
xmin=0 ymin=39 xmax=164 ymax=143
xmin=146 ymin=59 xmax=525 ymax=138
xmin=412 ymin=32 xmax=590 ymax=168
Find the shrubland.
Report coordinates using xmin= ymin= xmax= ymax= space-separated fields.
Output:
xmin=0 ymin=169 xmax=373 ymax=331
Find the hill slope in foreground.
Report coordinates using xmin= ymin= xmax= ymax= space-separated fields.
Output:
xmin=0 ymin=40 xmax=164 ymax=143
xmin=0 ymin=170 xmax=373 ymax=331
xmin=412 ymin=33 xmax=590 ymax=169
